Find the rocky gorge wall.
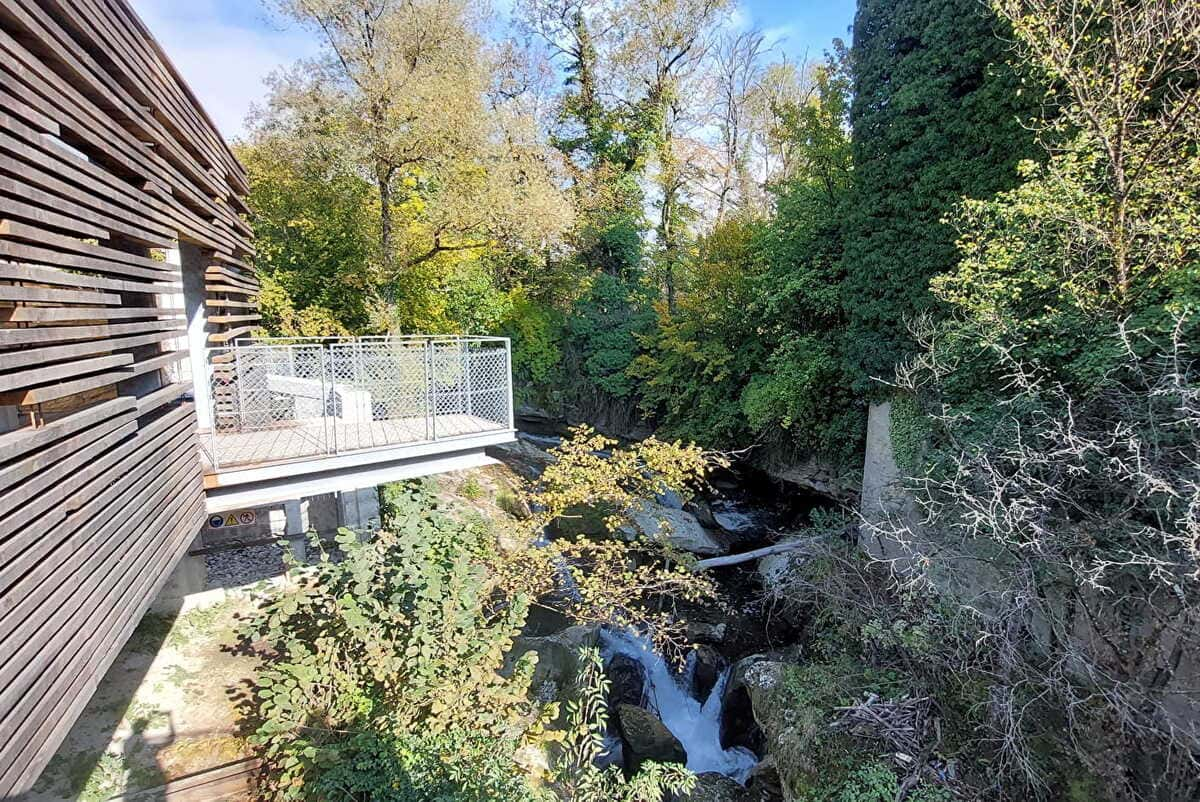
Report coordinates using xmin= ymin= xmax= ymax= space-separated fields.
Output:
xmin=857 ymin=401 xmax=1200 ymax=791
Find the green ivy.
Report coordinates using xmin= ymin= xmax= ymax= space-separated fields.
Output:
xmin=888 ymin=394 xmax=931 ymax=479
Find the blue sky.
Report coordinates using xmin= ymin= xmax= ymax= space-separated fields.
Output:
xmin=129 ymin=0 xmax=856 ymax=140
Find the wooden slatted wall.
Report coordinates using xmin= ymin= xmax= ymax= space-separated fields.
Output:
xmin=0 ymin=0 xmax=255 ymax=795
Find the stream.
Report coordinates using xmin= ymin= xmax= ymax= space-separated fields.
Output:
xmin=601 ymin=629 xmax=759 ymax=783
xmin=498 ymin=429 xmax=827 ymax=786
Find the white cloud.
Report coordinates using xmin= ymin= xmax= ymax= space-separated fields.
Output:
xmin=129 ymin=0 xmax=321 ymax=140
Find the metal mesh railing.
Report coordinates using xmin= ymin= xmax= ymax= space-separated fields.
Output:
xmin=203 ymin=336 xmax=513 ymax=470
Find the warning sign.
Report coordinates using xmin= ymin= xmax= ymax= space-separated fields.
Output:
xmin=208 ymin=510 xmax=256 ymax=529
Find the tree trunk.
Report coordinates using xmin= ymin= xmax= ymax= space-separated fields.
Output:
xmin=377 ymin=164 xmax=394 ymax=270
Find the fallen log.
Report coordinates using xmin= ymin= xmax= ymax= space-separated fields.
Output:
xmin=692 ymin=539 xmax=809 ymax=570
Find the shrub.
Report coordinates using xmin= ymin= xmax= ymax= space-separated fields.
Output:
xmin=241 ymin=488 xmax=544 ymax=801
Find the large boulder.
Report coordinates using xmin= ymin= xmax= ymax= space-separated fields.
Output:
xmin=760 ymin=455 xmax=857 ymax=503
xmin=711 ymin=504 xmax=756 ymax=535
xmin=746 ymin=757 xmax=784 ymax=800
xmin=657 ymin=488 xmax=686 ymax=509
xmin=508 ymin=625 xmax=599 ymax=703
xmin=687 ymin=620 xmax=728 ymax=646
xmin=691 ymin=646 xmax=725 ymax=702
xmin=488 ymin=437 xmax=555 ymax=479
xmin=607 ymin=653 xmax=647 ymax=709
xmin=727 ymin=659 xmax=821 ymax=800
xmin=757 ymin=537 xmax=808 ymax=595
xmin=686 ymin=498 xmax=720 ymax=528
xmin=618 ymin=704 xmax=687 ymax=769
xmin=624 ymin=502 xmax=726 ymax=556
xmin=675 ymin=773 xmax=750 ymax=802
xmin=720 ymin=656 xmax=771 ymax=755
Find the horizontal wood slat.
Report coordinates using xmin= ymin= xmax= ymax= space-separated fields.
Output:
xmin=0 ymin=0 xmax=256 ymax=795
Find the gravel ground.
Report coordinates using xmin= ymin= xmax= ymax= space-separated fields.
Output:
xmin=205 ymin=543 xmax=286 ymax=589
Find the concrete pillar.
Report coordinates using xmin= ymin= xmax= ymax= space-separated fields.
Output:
xmin=338 ymin=487 xmax=381 ymax=536
xmin=152 ymin=535 xmax=207 ymax=613
xmin=284 ymin=499 xmax=308 ymax=562
xmin=860 ymin=401 xmax=922 ymax=566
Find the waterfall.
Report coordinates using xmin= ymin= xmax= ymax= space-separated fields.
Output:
xmin=601 ymin=630 xmax=758 ymax=784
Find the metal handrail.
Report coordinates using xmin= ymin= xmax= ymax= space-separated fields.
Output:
xmin=202 ymin=336 xmax=513 ymax=471
xmin=240 ymin=334 xmax=508 ymax=347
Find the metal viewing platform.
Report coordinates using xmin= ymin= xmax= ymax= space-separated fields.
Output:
xmin=198 ymin=336 xmax=516 ymax=510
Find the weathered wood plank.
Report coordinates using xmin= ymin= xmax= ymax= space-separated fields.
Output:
xmin=0 ymin=353 xmax=134 ymax=393
xmin=2 ymin=491 xmax=204 ymax=793
xmin=204 ymin=298 xmax=257 ymax=309
xmin=134 ymin=380 xmax=192 ymax=415
xmin=0 ymin=0 xmax=256 ymax=792
xmin=204 ymin=283 xmax=258 ymax=297
xmin=0 ymin=396 xmax=134 ymax=463
xmin=0 ymin=285 xmax=120 ymax=305
xmin=0 ymin=328 xmax=181 ymax=372
xmin=0 ymin=85 xmax=59 ymax=135
xmin=0 ymin=405 xmax=196 ymax=577
xmin=207 ymin=313 xmax=261 ymax=325
xmin=0 ymin=195 xmax=109 ymax=240
xmin=0 ymin=448 xmax=203 ymax=774
xmin=0 ymin=319 xmax=184 ymax=347
xmin=208 ymin=325 xmax=258 ymax=344
xmin=0 ymin=306 xmax=183 ymax=323
xmin=0 ymin=405 xmax=136 ymax=493
xmin=0 ymin=260 xmax=179 ymax=295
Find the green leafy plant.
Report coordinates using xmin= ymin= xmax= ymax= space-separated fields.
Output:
xmin=459 ymin=475 xmax=484 ymax=501
xmin=241 ymin=487 xmax=545 ymax=801
xmin=553 ymin=647 xmax=695 ymax=801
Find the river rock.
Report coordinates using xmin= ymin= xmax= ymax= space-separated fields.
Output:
xmin=675 ymin=773 xmax=750 ymax=802
xmin=692 ymin=645 xmax=725 ymax=701
xmin=687 ymin=498 xmax=720 ymax=528
xmin=624 ymin=502 xmax=726 ymax=556
xmin=712 ymin=505 xmax=756 ymax=534
xmin=657 ymin=488 xmax=686 ymax=509
xmin=618 ymin=704 xmax=687 ymax=769
xmin=757 ymin=536 xmax=807 ymax=593
xmin=720 ymin=656 xmax=771 ymax=755
xmin=608 ymin=653 xmax=647 ymax=708
xmin=515 ymin=404 xmax=561 ymax=430
xmin=746 ymin=757 xmax=783 ymax=800
xmin=761 ymin=456 xmax=857 ymax=503
xmin=509 ymin=624 xmax=599 ymax=702
xmin=488 ymin=437 xmax=555 ymax=478
xmin=687 ymin=620 xmax=727 ymax=645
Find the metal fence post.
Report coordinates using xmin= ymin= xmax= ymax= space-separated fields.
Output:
xmin=504 ymin=337 xmax=515 ymax=430
xmin=425 ymin=338 xmax=437 ymax=441
xmin=323 ymin=345 xmax=336 ymax=455
xmin=234 ymin=347 xmax=247 ymax=435
xmin=463 ymin=339 xmax=473 ymax=417
xmin=208 ymin=351 xmax=220 ymax=471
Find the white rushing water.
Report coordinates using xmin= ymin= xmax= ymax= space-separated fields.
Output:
xmin=711 ymin=500 xmax=758 ymax=534
xmin=601 ymin=630 xmax=759 ymax=784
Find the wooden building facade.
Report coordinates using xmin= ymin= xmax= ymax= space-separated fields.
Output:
xmin=0 ymin=0 xmax=255 ymax=795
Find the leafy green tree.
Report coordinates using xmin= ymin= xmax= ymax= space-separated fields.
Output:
xmin=565 ymin=273 xmax=655 ymax=401
xmin=841 ymin=0 xmax=1036 ymax=392
xmin=633 ymin=53 xmax=865 ymax=464
xmin=930 ymin=0 xmax=1200 ymax=390
xmin=521 ymin=0 xmax=657 ymax=279
xmin=631 ymin=217 xmax=766 ymax=446
xmin=741 ymin=54 xmax=863 ymax=462
xmin=237 ymin=134 xmax=377 ymax=334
